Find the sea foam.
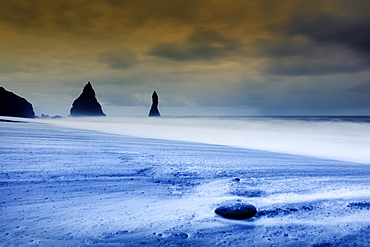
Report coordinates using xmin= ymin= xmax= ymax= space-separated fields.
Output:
xmin=24 ymin=116 xmax=370 ymax=164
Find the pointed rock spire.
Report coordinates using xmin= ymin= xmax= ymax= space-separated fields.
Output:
xmin=70 ymin=82 xmax=106 ymax=117
xmin=0 ymin=87 xmax=35 ymax=118
xmin=148 ymin=91 xmax=161 ymax=117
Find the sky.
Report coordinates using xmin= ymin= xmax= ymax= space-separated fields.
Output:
xmin=0 ymin=0 xmax=370 ymax=116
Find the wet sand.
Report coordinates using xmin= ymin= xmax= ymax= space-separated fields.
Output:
xmin=1 ymin=120 xmax=370 ymax=246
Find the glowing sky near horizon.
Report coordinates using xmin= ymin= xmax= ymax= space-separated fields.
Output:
xmin=0 ymin=0 xmax=369 ymax=116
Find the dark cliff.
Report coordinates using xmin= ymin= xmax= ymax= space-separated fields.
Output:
xmin=0 ymin=87 xmax=35 ymax=118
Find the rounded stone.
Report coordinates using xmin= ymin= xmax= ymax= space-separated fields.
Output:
xmin=215 ymin=203 xmax=257 ymax=220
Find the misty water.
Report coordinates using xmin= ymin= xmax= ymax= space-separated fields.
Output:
xmin=1 ymin=116 xmax=370 ymax=246
xmin=36 ymin=116 xmax=370 ymax=164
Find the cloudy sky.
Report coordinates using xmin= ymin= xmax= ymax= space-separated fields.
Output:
xmin=1 ymin=0 xmax=369 ymax=116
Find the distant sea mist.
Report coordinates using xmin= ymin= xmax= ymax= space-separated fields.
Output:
xmin=19 ymin=116 xmax=370 ymax=164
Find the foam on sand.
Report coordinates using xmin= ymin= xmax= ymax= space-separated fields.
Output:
xmin=22 ymin=116 xmax=370 ymax=164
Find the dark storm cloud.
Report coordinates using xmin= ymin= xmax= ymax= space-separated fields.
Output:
xmin=0 ymin=0 xmax=202 ymax=36
xmin=256 ymin=12 xmax=370 ymax=76
xmin=286 ymin=14 xmax=370 ymax=56
xmin=98 ymin=50 xmax=137 ymax=69
xmin=0 ymin=1 xmax=100 ymax=34
xmin=147 ymin=29 xmax=243 ymax=61
xmin=255 ymin=37 xmax=315 ymax=58
xmin=0 ymin=1 xmax=40 ymax=23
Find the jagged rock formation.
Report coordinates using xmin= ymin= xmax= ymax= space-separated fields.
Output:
xmin=0 ymin=87 xmax=35 ymax=118
xmin=148 ymin=91 xmax=161 ymax=117
xmin=70 ymin=82 xmax=106 ymax=117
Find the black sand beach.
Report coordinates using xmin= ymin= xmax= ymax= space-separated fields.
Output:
xmin=1 ymin=119 xmax=370 ymax=246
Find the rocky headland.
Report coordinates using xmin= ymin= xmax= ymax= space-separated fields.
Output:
xmin=0 ymin=87 xmax=35 ymax=118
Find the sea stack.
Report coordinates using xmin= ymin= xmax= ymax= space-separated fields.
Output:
xmin=0 ymin=87 xmax=35 ymax=118
xmin=70 ymin=82 xmax=106 ymax=117
xmin=148 ymin=91 xmax=161 ymax=117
